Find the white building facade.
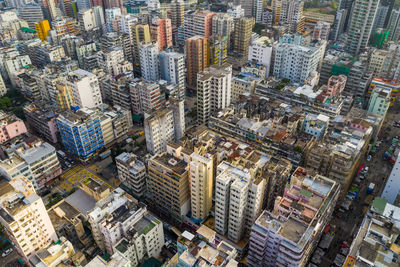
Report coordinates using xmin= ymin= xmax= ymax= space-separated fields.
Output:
xmin=248 ymin=36 xmax=273 ymax=76
xmin=139 ymin=42 xmax=159 ymax=82
xmin=65 ymin=69 xmax=103 ymax=109
xmin=197 ymin=64 xmax=232 ymax=125
xmin=144 ymin=108 xmax=175 ymax=155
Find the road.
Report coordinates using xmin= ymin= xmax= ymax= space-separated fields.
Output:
xmin=319 ymin=103 xmax=400 ymax=266
xmin=0 ymin=247 xmax=20 ymax=267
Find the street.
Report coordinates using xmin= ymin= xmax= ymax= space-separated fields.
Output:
xmin=1 ymin=249 xmax=20 ymax=267
xmin=319 ymin=103 xmax=400 ymax=266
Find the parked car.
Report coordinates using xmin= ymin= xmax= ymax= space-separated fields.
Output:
xmin=361 ymin=166 xmax=369 ymax=175
xmin=2 ymin=248 xmax=12 ymax=257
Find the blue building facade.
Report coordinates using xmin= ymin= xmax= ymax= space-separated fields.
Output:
xmin=56 ymin=110 xmax=104 ymax=161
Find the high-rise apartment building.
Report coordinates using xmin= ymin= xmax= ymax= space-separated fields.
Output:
xmin=169 ymin=0 xmax=184 ymax=28
xmin=104 ymin=0 xmax=123 ymax=10
xmin=336 ymin=0 xmax=355 ymax=32
xmin=129 ymin=79 xmax=165 ymax=115
xmin=23 ymin=103 xmax=59 ymax=143
xmin=367 ymin=84 xmax=392 ymax=117
xmin=144 ymin=108 xmax=175 ymax=155
xmin=368 ymin=49 xmax=390 ymax=77
xmin=159 ymin=51 xmax=185 ymax=90
xmin=116 ymin=14 xmax=138 ymax=61
xmin=0 ymin=176 xmax=57 ymax=261
xmin=233 ymin=17 xmax=255 ymax=59
xmin=116 ymin=152 xmax=146 ymax=198
xmin=97 ymin=47 xmax=132 ymax=76
xmin=150 ymin=18 xmax=172 ymax=51
xmin=55 ymin=83 xmax=76 ymax=110
xmin=100 ymin=32 xmax=132 ymax=61
xmin=77 ymin=0 xmax=90 ymax=11
xmin=169 ymin=0 xmax=184 ymax=45
xmin=0 ymin=76 xmax=6 ymax=97
xmin=57 ymin=109 xmax=105 ymax=160
xmin=231 ymin=72 xmax=259 ymax=101
xmin=65 ymin=69 xmax=102 ymax=109
xmin=319 ymin=52 xmax=372 ymax=98
xmin=88 ymin=187 xmax=135 ymax=251
xmin=112 ymin=212 xmax=164 ymax=266
xmin=59 ymin=0 xmax=74 ymax=17
xmin=189 ymin=153 xmax=213 ymax=222
xmin=3 ymin=53 xmax=32 ymax=87
xmin=18 ymin=3 xmax=44 ymax=28
xmin=51 ymin=17 xmax=80 ymax=36
xmin=388 ymin=9 xmax=400 ymax=42
xmin=109 ymin=72 xmax=133 ymax=111
xmin=273 ymin=41 xmax=326 ymax=85
xmin=184 ymin=10 xmax=216 ymax=40
xmin=91 ymin=0 xmax=104 ymax=8
xmin=132 ymin=24 xmax=151 ymax=64
xmin=214 ymin=162 xmax=266 ymax=243
xmin=273 ymin=0 xmax=304 ymax=33
xmin=148 ymin=147 xmax=190 ymax=223
xmin=78 ymin=9 xmax=97 ymax=32
xmin=208 ymin=35 xmax=228 ymax=66
xmin=139 ymin=42 xmax=159 ymax=82
xmin=197 ymin=64 xmax=232 ymax=125
xmin=185 ymin=35 xmax=209 ymax=90
xmin=372 ymin=4 xmax=389 ymax=35
xmin=253 ymin=0 xmax=263 ymax=23
xmin=98 ymin=201 xmax=149 ymax=255
xmin=247 ymin=168 xmax=340 ymax=267
xmin=381 ymin=44 xmax=400 ymax=80
xmin=92 ymin=6 xmax=105 ymax=28
xmin=105 ymin=8 xmax=122 ymax=32
xmin=372 ymin=0 xmax=394 ymax=36
xmin=312 ymin=21 xmax=331 ymax=41
xmin=233 ymin=0 xmax=252 ymax=17
xmin=332 ymin=8 xmax=348 ymax=40
xmin=248 ymin=36 xmax=273 ymax=75
xmin=347 ymin=0 xmax=380 ymax=55
xmin=35 ymin=20 xmax=50 ymax=41
xmin=18 ymin=2 xmax=45 ymax=29
xmin=0 ymin=136 xmax=61 ymax=192
xmin=227 ymin=5 xmax=245 ymax=18
xmin=212 ymin=13 xmax=234 ymax=50
xmin=169 ymin=95 xmax=185 ymax=142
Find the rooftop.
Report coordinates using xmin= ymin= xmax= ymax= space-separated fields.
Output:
xmin=177 ymin=225 xmax=237 ymax=267
xmin=150 ymin=153 xmax=188 ymax=176
xmin=65 ymin=189 xmax=96 ymax=217
xmin=279 ymin=217 xmax=308 ymax=243
xmin=346 ymin=199 xmax=400 ymax=267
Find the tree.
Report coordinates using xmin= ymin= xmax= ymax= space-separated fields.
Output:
xmin=253 ymin=23 xmax=265 ymax=35
xmin=275 ymin=84 xmax=285 ymax=91
xmin=11 ymin=107 xmax=25 ymax=120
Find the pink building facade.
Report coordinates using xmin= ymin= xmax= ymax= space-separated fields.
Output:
xmin=184 ymin=10 xmax=216 ymax=39
xmin=0 ymin=113 xmax=27 ymax=144
xmin=151 ymin=18 xmax=173 ymax=52
xmin=326 ymin=74 xmax=347 ymax=97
